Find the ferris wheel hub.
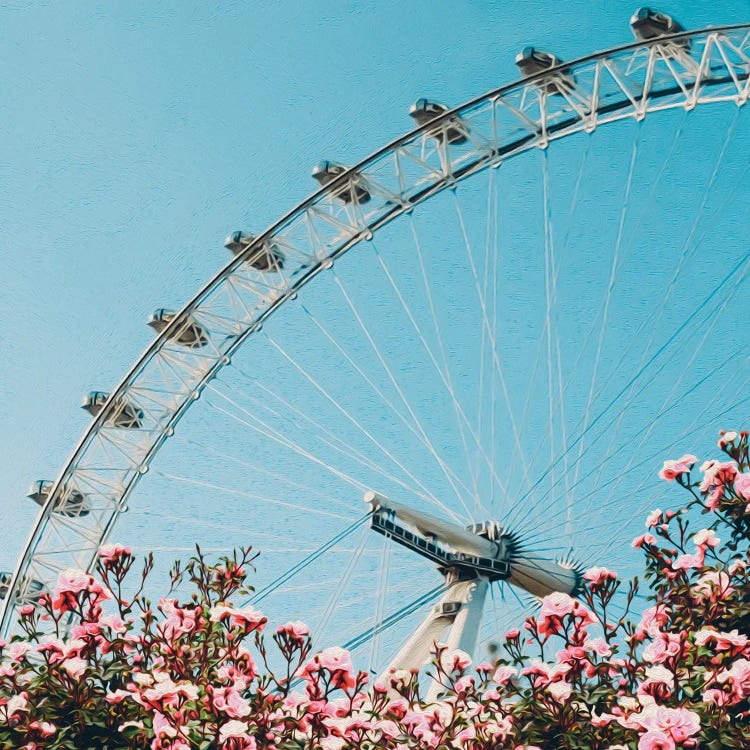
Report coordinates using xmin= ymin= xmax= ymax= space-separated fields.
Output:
xmin=365 ymin=491 xmax=581 ymax=598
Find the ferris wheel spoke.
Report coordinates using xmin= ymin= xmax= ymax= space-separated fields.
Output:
xmin=408 ymin=216 xmax=476 ymax=480
xmin=130 ymin=509 xmax=304 ymax=541
xmin=262 ymin=333 xmax=470 ymax=510
xmin=409 ymin=206 xmax=507 ymax=512
xmin=588 ymin=370 xmax=750 ymax=523
xmin=250 ymin=520 xmax=370 ymax=612
xmin=516 ymin=367 xmax=746 ymax=543
xmin=183 ymin=438 xmax=344 ymax=506
xmin=521 ymin=370 xmax=750 ymax=545
xmin=370 ymin=535 xmax=392 ymax=672
xmin=371 ymin=238 xmax=482 ymax=505
xmin=560 ymin=273 xmax=747 ymax=522
xmin=376 ymin=223 xmax=512 ymax=506
xmin=508 ymin=136 xmax=593 ymax=506
xmin=209 ymin=383 xmax=437 ymax=502
xmin=589 ymin=108 xmax=743 ymax=408
xmin=504 ymin=241 xmax=750 ymax=536
xmin=315 ymin=529 xmax=369 ymax=641
xmin=585 ymin=277 xmax=744 ymax=508
xmin=332 ymin=272 xmax=471 ymax=521
xmin=540 ymin=148 xmax=572 ymax=541
xmin=452 ymin=188 xmax=532 ymax=497
xmin=206 ymin=395 xmax=374 ymax=498
xmin=474 ymin=167 xmax=499 ymax=513
xmin=157 ymin=471 xmax=356 ymax=521
xmin=572 ymin=127 xmax=642 ymax=491
xmin=297 ymin=302 xmax=438 ymax=463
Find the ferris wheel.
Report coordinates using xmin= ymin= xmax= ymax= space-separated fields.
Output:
xmin=3 ymin=12 xmax=750 ymax=677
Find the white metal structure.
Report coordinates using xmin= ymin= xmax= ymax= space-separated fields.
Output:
xmin=3 ymin=22 xmax=750 ymax=673
xmin=367 ymin=491 xmax=578 ymax=690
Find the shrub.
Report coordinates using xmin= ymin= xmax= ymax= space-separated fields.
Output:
xmin=1 ymin=431 xmax=748 ymax=749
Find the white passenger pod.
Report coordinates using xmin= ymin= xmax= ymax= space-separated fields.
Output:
xmin=0 ymin=572 xmax=46 ymax=605
xmin=409 ymin=99 xmax=469 ymax=145
xmin=28 ymin=480 xmax=89 ymax=517
xmin=312 ymin=161 xmax=371 ymax=205
xmin=224 ymin=231 xmax=285 ymax=272
xmin=630 ymin=7 xmax=687 ymax=47
xmin=515 ymin=46 xmax=575 ymax=95
xmin=148 ymin=309 xmax=209 ymax=349
xmin=82 ymin=391 xmax=144 ymax=429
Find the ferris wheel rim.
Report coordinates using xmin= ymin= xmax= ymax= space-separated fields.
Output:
xmin=3 ymin=22 xmax=750 ymax=636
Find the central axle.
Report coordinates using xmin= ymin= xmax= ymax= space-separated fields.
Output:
xmin=364 ymin=491 xmax=581 ymax=691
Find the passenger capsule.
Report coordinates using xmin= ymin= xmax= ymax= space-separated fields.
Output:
xmin=630 ymin=7 xmax=685 ymax=43
xmin=224 ymin=231 xmax=285 ymax=272
xmin=515 ymin=47 xmax=575 ymax=95
xmin=409 ymin=99 xmax=469 ymax=145
xmin=82 ymin=391 xmax=144 ymax=429
xmin=148 ymin=309 xmax=209 ymax=349
xmin=312 ymin=161 xmax=371 ymax=205
xmin=0 ymin=571 xmax=46 ymax=604
xmin=28 ymin=480 xmax=89 ymax=517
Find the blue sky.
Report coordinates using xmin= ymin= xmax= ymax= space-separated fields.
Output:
xmin=2 ymin=1 xmax=750 ymax=660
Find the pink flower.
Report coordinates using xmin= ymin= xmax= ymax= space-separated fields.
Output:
xmin=0 ymin=693 xmax=28 ymax=722
xmin=105 ymin=689 xmax=132 ymax=704
xmin=717 ymin=430 xmax=738 ymax=449
xmin=493 ymin=665 xmax=517 ymax=685
xmin=658 ymin=454 xmax=696 ymax=481
xmin=299 ymin=647 xmax=357 ymax=692
xmin=699 ymin=460 xmax=737 ymax=510
xmin=546 ymin=680 xmax=572 ymax=701
xmin=691 ymin=570 xmax=734 ymax=602
xmin=159 ymin=598 xmax=200 ymax=638
xmin=28 ymin=721 xmax=56 ymax=737
xmin=7 ymin=642 xmax=31 ymax=662
xmin=98 ymin=543 xmax=131 ymax=563
xmin=632 ymin=534 xmax=656 ymax=549
xmin=212 ymin=686 xmax=251 ymax=718
xmin=643 ymin=632 xmax=683 ymax=664
xmin=638 ymin=730 xmax=675 ymax=750
xmin=672 ymin=550 xmax=705 ymax=571
xmin=692 ymin=529 xmax=720 ymax=549
xmin=626 ymin=704 xmax=700 ymax=743
xmin=703 ymin=687 xmax=732 ymax=706
xmin=695 ymin=628 xmax=747 ymax=652
xmin=61 ymin=657 xmax=87 ymax=679
xmin=645 ymin=510 xmax=662 ymax=528
xmin=219 ymin=720 xmax=255 ymax=749
xmin=520 ymin=659 xmax=571 ymax=686
xmin=438 ymin=647 xmax=471 ymax=672
xmin=635 ymin=605 xmax=669 ymax=639
xmin=734 ymin=472 xmax=750 ymax=500
xmin=583 ymin=566 xmax=617 ymax=584
xmin=537 ymin=592 xmax=594 ymax=637
xmin=716 ymin=658 xmax=750 ymax=703
xmin=209 ymin=604 xmax=267 ymax=632
xmin=52 ymin=569 xmax=111 ymax=613
xmin=137 ymin=672 xmax=199 ymax=711
xmin=276 ymin=621 xmax=309 ymax=640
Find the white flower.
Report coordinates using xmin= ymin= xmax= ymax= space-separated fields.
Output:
xmin=219 ymin=720 xmax=251 ymax=742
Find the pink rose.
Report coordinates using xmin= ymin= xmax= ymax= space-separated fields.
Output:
xmin=638 ymin=730 xmax=675 ymax=750
xmin=632 ymin=534 xmax=656 ymax=548
xmin=583 ymin=566 xmax=617 ymax=584
xmin=692 ymin=529 xmax=720 ymax=549
xmin=734 ymin=472 xmax=750 ymax=499
xmin=658 ymin=454 xmax=696 ymax=481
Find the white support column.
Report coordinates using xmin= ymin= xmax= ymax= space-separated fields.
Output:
xmin=378 ymin=576 xmax=489 ymax=698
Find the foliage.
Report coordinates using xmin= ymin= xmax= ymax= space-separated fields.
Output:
xmin=0 ymin=431 xmax=748 ymax=749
